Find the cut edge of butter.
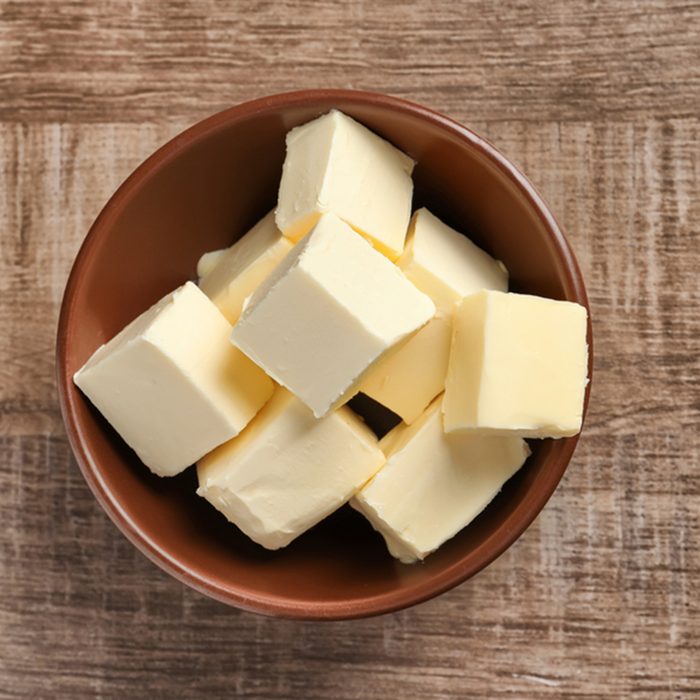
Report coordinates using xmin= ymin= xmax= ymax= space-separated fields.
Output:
xmin=196 ymin=248 xmax=228 ymax=280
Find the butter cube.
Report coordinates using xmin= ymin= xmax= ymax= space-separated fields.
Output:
xmin=198 ymin=211 xmax=293 ymax=323
xmin=444 ymin=290 xmax=588 ymax=437
xmin=275 ymin=110 xmax=415 ymax=260
xmin=231 ymin=213 xmax=435 ymax=418
xmin=197 ymin=388 xmax=385 ymax=550
xmin=351 ymin=396 xmax=530 ymax=563
xmin=359 ymin=209 xmax=508 ymax=423
xmin=73 ymin=282 xmax=274 ymax=477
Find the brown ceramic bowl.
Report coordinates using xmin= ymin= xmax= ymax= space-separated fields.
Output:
xmin=56 ymin=89 xmax=592 ymax=620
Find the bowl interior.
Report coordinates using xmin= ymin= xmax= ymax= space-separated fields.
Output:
xmin=58 ymin=92 xmax=589 ymax=618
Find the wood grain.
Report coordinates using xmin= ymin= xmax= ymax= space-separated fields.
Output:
xmin=1 ymin=0 xmax=699 ymax=124
xmin=1 ymin=1 xmax=698 ymax=697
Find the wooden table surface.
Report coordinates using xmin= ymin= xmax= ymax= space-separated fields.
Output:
xmin=1 ymin=1 xmax=698 ymax=697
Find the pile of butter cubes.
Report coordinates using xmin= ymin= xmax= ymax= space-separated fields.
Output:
xmin=75 ymin=111 xmax=588 ymax=563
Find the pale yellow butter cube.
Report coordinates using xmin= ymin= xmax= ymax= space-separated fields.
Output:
xmin=444 ymin=290 xmax=589 ymax=438
xmin=275 ymin=110 xmax=415 ymax=260
xmin=351 ymin=396 xmax=530 ymax=563
xmin=73 ymin=282 xmax=274 ymax=477
xmin=198 ymin=211 xmax=293 ymax=324
xmin=231 ymin=213 xmax=435 ymax=418
xmin=360 ymin=209 xmax=508 ymax=423
xmin=197 ymin=388 xmax=385 ymax=550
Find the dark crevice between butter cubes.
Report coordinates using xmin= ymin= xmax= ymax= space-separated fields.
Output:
xmin=347 ymin=393 xmax=401 ymax=439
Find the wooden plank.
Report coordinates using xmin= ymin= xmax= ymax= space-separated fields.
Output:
xmin=0 ymin=0 xmax=698 ymax=124
xmin=0 ymin=116 xmax=698 ymax=697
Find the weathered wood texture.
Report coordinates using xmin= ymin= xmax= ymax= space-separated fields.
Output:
xmin=1 ymin=1 xmax=698 ymax=698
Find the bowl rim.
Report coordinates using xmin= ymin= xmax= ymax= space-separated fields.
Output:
xmin=56 ymin=88 xmax=593 ymax=620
